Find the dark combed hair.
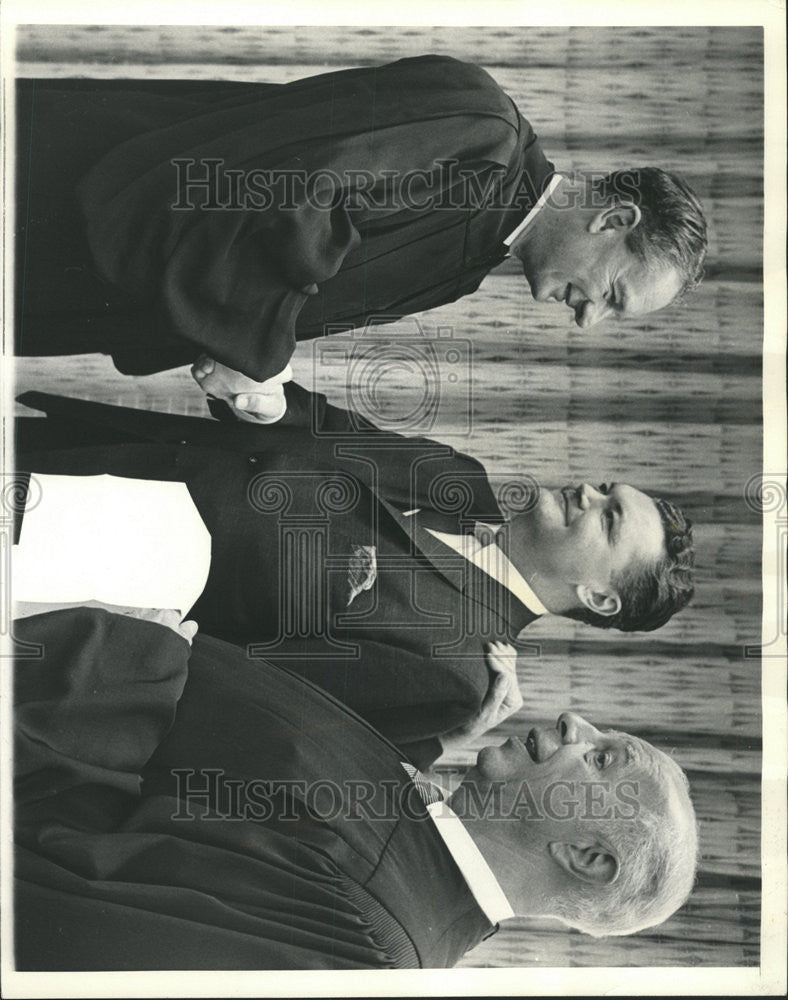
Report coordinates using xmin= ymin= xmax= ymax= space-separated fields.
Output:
xmin=569 ymin=497 xmax=695 ymax=633
xmin=589 ymin=167 xmax=708 ymax=298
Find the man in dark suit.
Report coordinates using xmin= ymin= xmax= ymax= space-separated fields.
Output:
xmin=16 ymin=384 xmax=696 ymax=769
xmin=14 ymin=605 xmax=699 ymax=970
xmin=16 ymin=56 xmax=707 ymax=416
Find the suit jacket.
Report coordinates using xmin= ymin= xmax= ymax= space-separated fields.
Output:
xmin=14 ymin=608 xmax=496 ymax=970
xmin=16 ymin=56 xmax=554 ymax=379
xmin=17 ymin=386 xmax=539 ymax=768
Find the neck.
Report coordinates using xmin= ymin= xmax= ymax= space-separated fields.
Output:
xmin=495 ymin=524 xmax=566 ymax=615
xmin=446 ymin=777 xmax=562 ymax=919
xmin=509 ymin=174 xmax=575 ymax=259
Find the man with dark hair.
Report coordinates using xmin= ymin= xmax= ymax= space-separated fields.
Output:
xmin=529 ymin=487 xmax=696 ymax=633
xmin=15 ymin=56 xmax=707 ymax=421
xmin=16 ymin=384 xmax=695 ymax=769
xmin=14 ymin=605 xmax=699 ymax=970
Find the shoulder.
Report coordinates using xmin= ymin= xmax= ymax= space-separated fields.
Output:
xmin=373 ymin=55 xmax=519 ymax=125
xmin=386 ymin=54 xmax=506 ymax=91
xmin=405 ymin=440 xmax=501 ymax=519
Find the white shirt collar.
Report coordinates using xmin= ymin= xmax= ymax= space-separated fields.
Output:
xmin=400 ymin=765 xmax=514 ymax=925
xmin=502 ymin=173 xmax=563 ymax=248
xmin=425 ymin=524 xmax=548 ymax=616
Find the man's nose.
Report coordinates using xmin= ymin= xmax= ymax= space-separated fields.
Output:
xmin=556 ymin=710 xmax=596 ymax=744
xmin=578 ymin=483 xmax=602 ymax=509
xmin=574 ymin=300 xmax=606 ymax=329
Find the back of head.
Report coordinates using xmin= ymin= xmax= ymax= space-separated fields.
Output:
xmin=590 ymin=167 xmax=708 ymax=297
xmin=557 ymin=741 xmax=698 ymax=937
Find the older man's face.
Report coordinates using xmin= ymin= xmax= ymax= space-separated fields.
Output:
xmin=469 ymin=711 xmax=665 ymax=838
xmin=515 ymin=206 xmax=683 ymax=329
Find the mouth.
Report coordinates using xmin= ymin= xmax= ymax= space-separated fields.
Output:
xmin=524 ymin=729 xmax=539 ymax=761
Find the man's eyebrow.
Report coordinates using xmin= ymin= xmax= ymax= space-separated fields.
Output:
xmin=604 ymin=730 xmax=639 ymax=765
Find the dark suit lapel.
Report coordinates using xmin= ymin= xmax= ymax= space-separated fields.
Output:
xmin=376 ymin=495 xmax=473 ymax=594
xmin=376 ymin=497 xmax=536 ymax=637
xmin=461 ymin=562 xmax=537 ymax=639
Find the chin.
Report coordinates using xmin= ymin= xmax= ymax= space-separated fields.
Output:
xmin=475 ymin=744 xmax=506 ymax=778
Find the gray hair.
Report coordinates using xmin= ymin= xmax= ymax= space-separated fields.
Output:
xmin=555 ymin=737 xmax=698 ymax=937
xmin=589 ymin=167 xmax=708 ymax=299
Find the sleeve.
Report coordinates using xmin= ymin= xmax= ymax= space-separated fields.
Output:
xmin=77 ymin=57 xmax=522 ymax=380
xmin=259 ymin=636 xmax=486 ymax=757
xmin=210 ymin=380 xmax=504 ymax=519
xmin=14 ymin=607 xmax=190 ymax=805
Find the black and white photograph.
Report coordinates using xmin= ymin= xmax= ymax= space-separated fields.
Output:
xmin=1 ymin=1 xmax=785 ymax=995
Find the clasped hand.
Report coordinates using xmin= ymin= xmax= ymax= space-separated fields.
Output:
xmin=437 ymin=641 xmax=523 ymax=757
xmin=191 ymin=355 xmax=293 ymax=423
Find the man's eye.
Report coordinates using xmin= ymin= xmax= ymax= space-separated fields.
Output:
xmin=594 ymin=751 xmax=612 ymax=770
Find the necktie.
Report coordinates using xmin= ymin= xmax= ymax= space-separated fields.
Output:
xmin=401 ymin=762 xmax=445 ymax=805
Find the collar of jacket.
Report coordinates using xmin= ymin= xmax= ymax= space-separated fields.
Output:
xmin=377 ymin=496 xmax=537 ymax=638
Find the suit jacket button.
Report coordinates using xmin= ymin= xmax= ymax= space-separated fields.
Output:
xmin=248 ymin=456 xmax=258 ymax=464
xmin=178 ymin=439 xmax=187 ymax=446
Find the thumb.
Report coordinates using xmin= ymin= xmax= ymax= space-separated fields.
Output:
xmin=236 ymin=392 xmax=281 ymax=415
xmin=179 ymin=620 xmax=199 ymax=643
xmin=234 ymin=392 xmax=287 ymax=424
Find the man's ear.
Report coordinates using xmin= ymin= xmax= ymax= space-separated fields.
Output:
xmin=588 ymin=202 xmax=642 ymax=235
xmin=549 ymin=841 xmax=620 ymax=885
xmin=576 ymin=583 xmax=622 ymax=618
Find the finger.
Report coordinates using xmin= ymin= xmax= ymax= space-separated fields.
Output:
xmin=500 ymin=687 xmax=524 ymax=714
xmin=192 ymin=355 xmax=216 ymax=379
xmin=486 ymin=645 xmax=517 ymax=678
xmin=497 ymin=643 xmax=519 ymax=672
xmin=235 ymin=391 xmax=283 ymax=415
xmin=233 ymin=393 xmax=287 ymax=424
xmin=180 ymin=620 xmax=199 ymax=643
xmin=486 ymin=671 xmax=510 ymax=715
xmin=487 ymin=654 xmax=506 ymax=675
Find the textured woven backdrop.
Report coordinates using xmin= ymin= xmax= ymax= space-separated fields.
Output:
xmin=13 ymin=24 xmax=763 ymax=968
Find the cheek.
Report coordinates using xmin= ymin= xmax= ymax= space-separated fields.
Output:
xmin=565 ymin=526 xmax=611 ymax=584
